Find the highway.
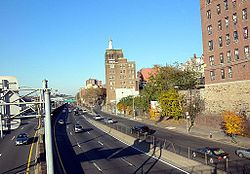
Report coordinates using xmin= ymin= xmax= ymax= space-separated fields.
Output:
xmin=53 ymin=106 xmax=185 ymax=174
xmin=0 ymin=118 xmax=38 ymax=174
xmin=94 ymin=107 xmax=250 ymax=173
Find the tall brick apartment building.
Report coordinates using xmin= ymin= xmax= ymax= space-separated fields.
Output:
xmin=105 ymin=40 xmax=137 ymax=105
xmin=200 ymin=0 xmax=250 ymax=114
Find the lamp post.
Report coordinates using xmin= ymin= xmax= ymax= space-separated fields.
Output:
xmin=185 ymin=111 xmax=190 ymax=133
xmin=132 ymin=96 xmax=135 ymax=119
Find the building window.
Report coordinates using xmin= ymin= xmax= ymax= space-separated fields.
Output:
xmin=244 ymin=27 xmax=248 ymax=39
xmin=206 ymin=0 xmax=211 ymax=5
xmin=226 ymin=34 xmax=230 ymax=45
xmin=207 ymin=25 xmax=212 ymax=35
xmin=244 ymin=45 xmax=249 ymax=58
xmin=227 ymin=51 xmax=231 ymax=63
xmin=218 ymin=37 xmax=223 ymax=47
xmin=232 ymin=13 xmax=237 ymax=24
xmin=221 ymin=69 xmax=225 ymax=79
xmin=242 ymin=8 xmax=247 ymax=20
xmin=209 ymin=55 xmax=215 ymax=65
xmin=233 ymin=30 xmax=238 ymax=42
xmin=220 ymin=53 xmax=224 ymax=63
xmin=224 ymin=0 xmax=228 ymax=10
xmin=228 ymin=67 xmax=233 ymax=78
xmin=225 ymin=17 xmax=229 ymax=28
xmin=217 ymin=4 xmax=221 ymax=14
xmin=235 ymin=48 xmax=239 ymax=60
xmin=208 ymin=40 xmax=213 ymax=51
xmin=207 ymin=10 xmax=211 ymax=19
xmin=218 ymin=20 xmax=222 ymax=30
xmin=232 ymin=0 xmax=236 ymax=8
xmin=210 ymin=71 xmax=215 ymax=81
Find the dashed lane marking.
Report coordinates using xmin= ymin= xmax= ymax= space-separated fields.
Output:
xmin=121 ymin=158 xmax=133 ymax=166
xmin=0 ymin=153 xmax=2 ymax=157
xmin=87 ymin=131 xmax=90 ymax=134
xmin=97 ymin=141 xmax=103 ymax=146
xmin=93 ymin=162 xmax=102 ymax=171
xmin=21 ymin=127 xmax=24 ymax=130
xmin=107 ymin=147 xmax=126 ymax=159
xmin=11 ymin=136 xmax=15 ymax=141
xmin=70 ymin=132 xmax=72 ymax=135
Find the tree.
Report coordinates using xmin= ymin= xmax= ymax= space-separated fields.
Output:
xmin=158 ymin=88 xmax=183 ymax=120
xmin=222 ymin=111 xmax=245 ymax=136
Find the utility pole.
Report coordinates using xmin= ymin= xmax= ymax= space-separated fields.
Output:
xmin=43 ymin=80 xmax=54 ymax=174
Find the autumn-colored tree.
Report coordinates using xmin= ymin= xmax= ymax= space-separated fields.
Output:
xmin=158 ymin=88 xmax=183 ymax=120
xmin=222 ymin=111 xmax=245 ymax=136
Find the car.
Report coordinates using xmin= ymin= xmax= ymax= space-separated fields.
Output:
xmin=16 ymin=133 xmax=29 ymax=145
xmin=82 ymin=109 xmax=88 ymax=113
xmin=235 ymin=148 xmax=250 ymax=159
xmin=192 ymin=147 xmax=229 ymax=164
xmin=94 ymin=114 xmax=103 ymax=120
xmin=131 ymin=125 xmax=150 ymax=135
xmin=74 ymin=124 xmax=83 ymax=133
xmin=58 ymin=119 xmax=64 ymax=125
xmin=104 ymin=118 xmax=113 ymax=124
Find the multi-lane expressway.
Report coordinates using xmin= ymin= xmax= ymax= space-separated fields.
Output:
xmin=53 ymin=106 xmax=186 ymax=174
xmin=0 ymin=118 xmax=38 ymax=174
xmin=94 ymin=107 xmax=250 ymax=173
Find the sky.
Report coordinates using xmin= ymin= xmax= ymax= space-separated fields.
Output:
xmin=0 ymin=0 xmax=202 ymax=95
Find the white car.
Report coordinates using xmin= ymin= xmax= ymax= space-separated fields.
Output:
xmin=74 ymin=124 xmax=83 ymax=133
xmin=104 ymin=118 xmax=113 ymax=124
xmin=94 ymin=115 xmax=103 ymax=120
xmin=235 ymin=149 xmax=250 ymax=159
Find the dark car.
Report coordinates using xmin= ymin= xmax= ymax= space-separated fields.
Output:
xmin=15 ymin=133 xmax=29 ymax=146
xmin=131 ymin=125 xmax=150 ymax=135
xmin=192 ymin=147 xmax=229 ymax=164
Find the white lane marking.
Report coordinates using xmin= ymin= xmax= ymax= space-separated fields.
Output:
xmin=87 ymin=131 xmax=90 ymax=134
xmin=107 ymin=147 xmax=126 ymax=159
xmin=21 ymin=127 xmax=24 ymax=130
xmin=67 ymin=126 xmax=69 ymax=129
xmin=70 ymin=132 xmax=72 ymax=135
xmin=77 ymin=142 xmax=81 ymax=148
xmin=0 ymin=153 xmax=2 ymax=157
xmin=121 ymin=158 xmax=133 ymax=166
xmin=11 ymin=136 xmax=15 ymax=141
xmin=93 ymin=162 xmax=102 ymax=171
xmin=97 ymin=141 xmax=103 ymax=146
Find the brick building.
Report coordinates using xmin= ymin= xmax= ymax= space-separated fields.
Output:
xmin=200 ymin=0 xmax=250 ymax=114
xmin=105 ymin=39 xmax=138 ymax=105
xmin=201 ymin=0 xmax=249 ymax=84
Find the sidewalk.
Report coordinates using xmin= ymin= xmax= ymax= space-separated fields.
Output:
xmin=103 ymin=110 xmax=250 ymax=148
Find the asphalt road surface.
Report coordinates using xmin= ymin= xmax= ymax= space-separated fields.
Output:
xmin=93 ymin=107 xmax=250 ymax=174
xmin=0 ymin=118 xmax=38 ymax=174
xmin=53 ymin=107 xmax=185 ymax=174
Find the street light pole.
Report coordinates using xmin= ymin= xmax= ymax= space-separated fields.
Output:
xmin=43 ymin=80 xmax=54 ymax=174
